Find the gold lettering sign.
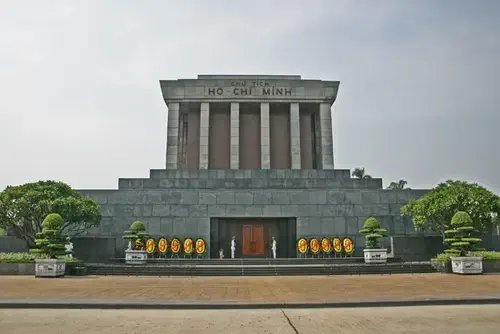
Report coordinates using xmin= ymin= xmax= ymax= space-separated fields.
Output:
xmin=206 ymin=80 xmax=293 ymax=97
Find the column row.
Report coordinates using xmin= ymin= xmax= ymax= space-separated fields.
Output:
xmin=165 ymin=102 xmax=334 ymax=170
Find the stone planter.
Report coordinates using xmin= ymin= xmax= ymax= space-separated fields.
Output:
xmin=430 ymin=260 xmax=452 ymax=273
xmin=35 ymin=259 xmax=65 ymax=278
xmin=0 ymin=263 xmax=35 ymax=275
xmin=125 ymin=249 xmax=148 ymax=264
xmin=450 ymin=256 xmax=483 ymax=274
xmin=363 ymin=249 xmax=387 ymax=264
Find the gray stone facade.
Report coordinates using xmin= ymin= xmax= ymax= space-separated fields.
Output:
xmin=78 ymin=169 xmax=431 ymax=260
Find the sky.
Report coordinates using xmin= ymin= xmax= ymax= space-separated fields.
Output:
xmin=1 ymin=0 xmax=499 ymax=193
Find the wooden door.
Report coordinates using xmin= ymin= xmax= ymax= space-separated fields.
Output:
xmin=242 ymin=225 xmax=253 ymax=256
xmin=252 ymin=224 xmax=265 ymax=256
xmin=242 ymin=224 xmax=265 ymax=257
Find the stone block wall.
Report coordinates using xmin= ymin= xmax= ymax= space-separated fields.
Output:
xmin=77 ymin=168 xmax=432 ymax=261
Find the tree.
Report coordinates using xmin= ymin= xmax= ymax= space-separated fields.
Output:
xmin=401 ymin=180 xmax=500 ymax=238
xmin=387 ymin=180 xmax=409 ymax=190
xmin=123 ymin=220 xmax=150 ymax=250
xmin=351 ymin=167 xmax=372 ymax=179
xmin=444 ymin=211 xmax=483 ymax=256
xmin=359 ymin=217 xmax=387 ymax=249
xmin=31 ymin=213 xmax=67 ymax=258
xmin=0 ymin=181 xmax=102 ymax=248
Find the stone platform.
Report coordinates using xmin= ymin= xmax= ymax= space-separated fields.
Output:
xmin=76 ymin=168 xmax=435 ymax=263
xmin=85 ymin=257 xmax=436 ymax=276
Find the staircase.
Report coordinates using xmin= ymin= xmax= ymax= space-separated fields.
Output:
xmin=86 ymin=258 xmax=436 ymax=276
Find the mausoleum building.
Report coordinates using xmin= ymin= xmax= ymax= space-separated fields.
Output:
xmin=78 ymin=75 xmax=430 ymax=262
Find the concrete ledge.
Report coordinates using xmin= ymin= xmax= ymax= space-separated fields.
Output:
xmin=0 ymin=263 xmax=35 ymax=275
xmin=1 ymin=297 xmax=499 ymax=310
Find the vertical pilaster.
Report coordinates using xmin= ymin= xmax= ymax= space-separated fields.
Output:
xmin=290 ymin=103 xmax=301 ymax=169
xmin=260 ymin=103 xmax=270 ymax=169
xmin=319 ymin=103 xmax=334 ymax=169
xmin=230 ymin=103 xmax=239 ymax=169
xmin=166 ymin=102 xmax=180 ymax=169
xmin=199 ymin=102 xmax=210 ymax=169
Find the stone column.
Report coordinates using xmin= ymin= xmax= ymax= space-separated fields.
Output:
xmin=260 ymin=103 xmax=270 ymax=169
xmin=166 ymin=102 xmax=180 ymax=169
xmin=290 ymin=103 xmax=301 ymax=169
xmin=230 ymin=103 xmax=239 ymax=169
xmin=319 ymin=103 xmax=334 ymax=169
xmin=199 ymin=102 xmax=210 ymax=169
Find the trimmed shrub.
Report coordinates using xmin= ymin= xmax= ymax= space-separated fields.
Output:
xmin=123 ymin=220 xmax=150 ymax=250
xmin=432 ymin=251 xmax=500 ymax=263
xmin=444 ymin=211 xmax=482 ymax=256
xmin=0 ymin=252 xmax=80 ymax=264
xmin=359 ymin=217 xmax=387 ymax=249
xmin=30 ymin=213 xmax=67 ymax=259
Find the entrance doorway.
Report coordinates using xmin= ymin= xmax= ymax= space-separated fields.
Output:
xmin=242 ymin=224 xmax=265 ymax=257
xmin=210 ymin=217 xmax=297 ymax=259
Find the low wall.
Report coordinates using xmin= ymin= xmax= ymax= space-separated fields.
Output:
xmin=0 ymin=236 xmax=29 ymax=253
xmin=0 ymin=263 xmax=35 ymax=275
xmin=72 ymin=237 xmax=117 ymax=264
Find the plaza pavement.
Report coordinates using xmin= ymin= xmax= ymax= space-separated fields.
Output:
xmin=1 ymin=273 xmax=500 ymax=309
xmin=1 ymin=305 xmax=500 ymax=333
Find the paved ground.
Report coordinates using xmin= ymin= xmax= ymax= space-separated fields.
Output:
xmin=1 ymin=274 xmax=500 ymax=304
xmin=1 ymin=305 xmax=499 ymax=333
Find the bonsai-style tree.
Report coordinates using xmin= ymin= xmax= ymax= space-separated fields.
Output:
xmin=123 ymin=221 xmax=150 ymax=250
xmin=31 ymin=213 xmax=67 ymax=259
xmin=359 ymin=217 xmax=387 ymax=249
xmin=444 ymin=211 xmax=483 ymax=257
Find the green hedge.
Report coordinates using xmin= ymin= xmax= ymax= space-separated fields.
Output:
xmin=0 ymin=252 xmax=81 ymax=264
xmin=432 ymin=251 xmax=500 ymax=263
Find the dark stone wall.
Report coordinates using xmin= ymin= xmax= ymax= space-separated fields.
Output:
xmin=0 ymin=236 xmax=28 ymax=253
xmin=2 ymin=168 xmax=498 ymax=263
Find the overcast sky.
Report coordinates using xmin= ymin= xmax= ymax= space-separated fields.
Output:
xmin=1 ymin=0 xmax=499 ymax=193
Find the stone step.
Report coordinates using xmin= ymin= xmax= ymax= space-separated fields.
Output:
xmin=86 ymin=262 xmax=436 ymax=276
xmin=118 ymin=177 xmax=383 ymax=190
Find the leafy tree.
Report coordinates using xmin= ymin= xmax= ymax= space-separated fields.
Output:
xmin=351 ymin=167 xmax=372 ymax=179
xmin=359 ymin=217 xmax=387 ymax=249
xmin=0 ymin=181 xmax=102 ymax=248
xmin=31 ymin=213 xmax=67 ymax=259
xmin=401 ymin=180 xmax=500 ymax=238
xmin=444 ymin=211 xmax=483 ymax=256
xmin=387 ymin=180 xmax=409 ymax=190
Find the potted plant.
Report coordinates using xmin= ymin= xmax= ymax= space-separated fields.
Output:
xmin=32 ymin=213 xmax=67 ymax=277
xmin=123 ymin=220 xmax=150 ymax=264
xmin=360 ymin=217 xmax=388 ymax=263
xmin=444 ymin=211 xmax=483 ymax=274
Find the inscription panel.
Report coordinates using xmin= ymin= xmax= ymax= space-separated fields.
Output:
xmin=160 ymin=77 xmax=339 ymax=102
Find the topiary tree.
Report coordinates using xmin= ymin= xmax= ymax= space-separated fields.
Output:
xmin=359 ymin=217 xmax=387 ymax=249
xmin=122 ymin=221 xmax=150 ymax=250
xmin=30 ymin=213 xmax=67 ymax=259
xmin=444 ymin=211 xmax=483 ymax=257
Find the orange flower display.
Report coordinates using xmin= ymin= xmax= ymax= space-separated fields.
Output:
xmin=157 ymin=238 xmax=168 ymax=254
xmin=297 ymin=238 xmax=308 ymax=254
xmin=343 ymin=238 xmax=354 ymax=254
xmin=321 ymin=238 xmax=332 ymax=254
xmin=135 ymin=239 xmax=144 ymax=250
xmin=333 ymin=237 xmax=342 ymax=253
xmin=171 ymin=238 xmax=181 ymax=254
xmin=183 ymin=238 xmax=193 ymax=254
xmin=145 ymin=238 xmax=156 ymax=254
xmin=195 ymin=238 xmax=206 ymax=254
xmin=310 ymin=238 xmax=320 ymax=254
